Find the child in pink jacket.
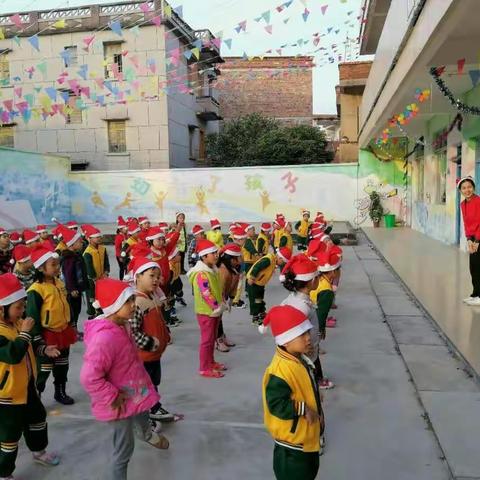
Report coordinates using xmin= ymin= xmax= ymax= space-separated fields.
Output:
xmin=80 ymin=278 xmax=169 ymax=480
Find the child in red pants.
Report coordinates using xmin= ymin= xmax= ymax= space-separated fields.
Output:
xmin=187 ymin=239 xmax=226 ymax=379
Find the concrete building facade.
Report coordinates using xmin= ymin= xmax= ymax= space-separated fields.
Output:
xmin=359 ymin=0 xmax=480 ymax=248
xmin=216 ymin=56 xmax=313 ymax=125
xmin=0 ymin=0 xmax=223 ymax=170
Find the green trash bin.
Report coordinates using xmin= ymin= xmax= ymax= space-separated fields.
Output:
xmin=384 ymin=214 xmax=396 ymax=228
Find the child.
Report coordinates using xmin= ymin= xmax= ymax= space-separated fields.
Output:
xmin=230 ymin=226 xmax=248 ymax=309
xmin=9 ymin=232 xmax=22 ymax=247
xmin=175 ymin=212 xmax=188 ymax=274
xmin=129 ymin=257 xmax=173 ymax=423
xmin=241 ymin=224 xmax=259 ymax=277
xmin=36 ymin=225 xmax=55 ymax=251
xmin=187 ymin=239 xmax=226 ymax=378
xmin=278 ymin=219 xmax=294 ymax=251
xmin=52 ymin=226 xmax=67 ymax=254
xmin=260 ymin=304 xmax=323 ymax=480
xmin=272 ymin=214 xmax=285 ymax=253
xmin=80 ymin=278 xmax=169 ymax=480
xmin=295 ymin=210 xmax=311 ymax=251
xmin=121 ymin=219 xmax=141 ymax=262
xmin=168 ymin=244 xmax=186 ymax=308
xmin=0 ymin=274 xmax=61 ymax=478
xmin=187 ymin=225 xmax=206 ymax=269
xmin=206 ymin=219 xmax=224 ymax=249
xmin=246 ymin=247 xmax=291 ymax=325
xmin=309 ymin=248 xmax=342 ymax=389
xmin=115 ymin=216 xmax=128 ymax=280
xmin=138 ymin=216 xmax=151 ymax=243
xmin=22 ymin=230 xmax=40 ymax=249
xmin=0 ymin=228 xmax=12 ymax=274
xmin=257 ymin=223 xmax=272 ymax=256
xmin=82 ymin=224 xmax=110 ymax=319
xmin=12 ymin=245 xmax=35 ymax=291
xmin=26 ymin=245 xmax=77 ymax=405
xmin=58 ymin=225 xmax=88 ymax=341
xmin=216 ymin=243 xmax=242 ymax=352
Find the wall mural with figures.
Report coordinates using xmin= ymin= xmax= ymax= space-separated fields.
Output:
xmin=0 ymin=147 xmax=404 ymax=229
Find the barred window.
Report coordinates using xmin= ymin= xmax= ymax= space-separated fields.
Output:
xmin=104 ymin=42 xmax=123 ymax=79
xmin=66 ymin=92 xmax=82 ymax=124
xmin=0 ymin=54 xmax=10 ymax=85
xmin=0 ymin=125 xmax=14 ymax=147
xmin=63 ymin=46 xmax=78 ymax=67
xmin=108 ymin=120 xmax=126 ymax=153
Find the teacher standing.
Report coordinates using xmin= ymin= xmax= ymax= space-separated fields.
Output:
xmin=459 ymin=176 xmax=480 ymax=306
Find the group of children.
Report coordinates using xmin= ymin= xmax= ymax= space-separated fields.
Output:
xmin=0 ymin=207 xmax=342 ymax=479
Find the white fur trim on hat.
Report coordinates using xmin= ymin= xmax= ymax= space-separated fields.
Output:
xmin=224 ymin=247 xmax=241 ymax=257
xmin=146 ymin=231 xmax=165 ymax=241
xmin=139 ymin=218 xmax=150 ymax=225
xmin=275 ymin=319 xmax=313 ymax=346
xmin=295 ymin=272 xmax=318 ymax=281
xmin=134 ymin=261 xmax=160 ymax=279
xmin=458 ymin=176 xmax=476 ymax=190
xmin=0 ymin=286 xmax=27 ymax=306
xmin=198 ymin=245 xmax=217 ymax=257
xmin=25 ymin=235 xmax=40 ymax=245
xmin=318 ymin=260 xmax=341 ymax=272
xmin=33 ymin=251 xmax=58 ymax=269
xmin=65 ymin=230 xmax=82 ymax=248
xmin=98 ymin=285 xmax=135 ymax=317
xmin=277 ymin=250 xmax=289 ymax=263
xmin=16 ymin=254 xmax=31 ymax=264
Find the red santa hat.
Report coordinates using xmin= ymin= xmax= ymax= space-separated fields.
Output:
xmin=82 ymin=224 xmax=102 ymax=239
xmin=9 ymin=232 xmax=22 ymax=245
xmin=229 ymin=222 xmax=239 ymax=233
xmin=66 ymin=221 xmax=78 ymax=230
xmin=146 ymin=226 xmax=165 ymax=241
xmin=261 ymin=223 xmax=272 ymax=232
xmin=92 ymin=278 xmax=135 ymax=317
xmin=22 ymin=229 xmax=40 ymax=245
xmin=130 ymin=243 xmax=152 ymax=260
xmin=191 ymin=225 xmax=205 ymax=236
xmin=316 ymin=250 xmax=342 ymax=272
xmin=196 ymin=239 xmax=218 ymax=257
xmin=117 ymin=216 xmax=127 ymax=229
xmin=11 ymin=245 xmax=31 ymax=265
xmin=129 ymin=256 xmax=160 ymax=279
xmin=0 ymin=273 xmax=27 ymax=306
xmin=314 ymin=212 xmax=325 ymax=223
xmin=210 ymin=218 xmax=221 ymax=229
xmin=158 ymin=222 xmax=169 ymax=232
xmin=231 ymin=227 xmax=247 ymax=240
xmin=310 ymin=226 xmax=326 ymax=239
xmin=57 ymin=225 xmax=82 ymax=247
xmin=238 ymin=222 xmax=254 ymax=233
xmin=279 ymin=254 xmax=318 ymax=283
xmin=30 ymin=245 xmax=58 ymax=269
xmin=258 ymin=305 xmax=313 ymax=345
xmin=277 ymin=247 xmax=292 ymax=264
xmin=306 ymin=238 xmax=327 ymax=259
xmin=35 ymin=224 xmax=48 ymax=234
xmin=127 ymin=219 xmax=141 ymax=236
xmin=0 ymin=226 xmax=6 ymax=236
xmin=220 ymin=243 xmax=242 ymax=257
xmin=138 ymin=216 xmax=150 ymax=226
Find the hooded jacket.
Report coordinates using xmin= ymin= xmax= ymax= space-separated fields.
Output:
xmin=80 ymin=317 xmax=159 ymax=422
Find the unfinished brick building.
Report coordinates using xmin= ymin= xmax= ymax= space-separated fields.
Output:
xmin=215 ymin=56 xmax=314 ymax=125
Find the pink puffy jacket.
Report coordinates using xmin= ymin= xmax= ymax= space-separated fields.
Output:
xmin=80 ymin=317 xmax=159 ymax=422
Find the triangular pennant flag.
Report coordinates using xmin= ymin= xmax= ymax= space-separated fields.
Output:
xmin=191 ymin=48 xmax=200 ymax=60
xmin=151 ymin=15 xmax=162 ymax=26
xmin=276 ymin=49 xmax=282 ymax=55
xmin=173 ymin=6 xmax=183 ymax=18
xmin=83 ymin=35 xmax=95 ymax=49
xmin=469 ymin=69 xmax=480 ymax=88
xmin=212 ymin=38 xmax=222 ymax=49
xmin=10 ymin=14 xmax=23 ymax=29
xmin=22 ymin=108 xmax=32 ymax=123
xmin=60 ymin=91 xmax=70 ymax=103
xmin=53 ymin=19 xmax=66 ymax=29
xmin=184 ymin=49 xmax=193 ymax=60
xmin=109 ymin=20 xmax=123 ymax=37
xmin=254 ymin=16 xmax=263 ymax=23
xmin=321 ymin=5 xmax=328 ymax=15
xmin=37 ymin=61 xmax=47 ymax=76
xmin=283 ymin=17 xmax=290 ymax=24
xmin=265 ymin=25 xmax=273 ymax=34
xmin=3 ymin=100 xmax=13 ymax=111
xmin=60 ymin=49 xmax=72 ymax=67
xmin=284 ymin=0 xmax=294 ymax=7
xmin=457 ymin=58 xmax=465 ymax=75
xmin=262 ymin=10 xmax=271 ymax=23
xmin=140 ymin=2 xmax=151 ymax=13
xmin=28 ymin=35 xmax=40 ymax=52
xmin=0 ymin=28 xmax=4 ymax=41
xmin=24 ymin=93 xmax=34 ymax=107
xmin=130 ymin=25 xmax=141 ymax=36
xmin=434 ymin=66 xmax=446 ymax=76
xmin=77 ymin=64 xmax=88 ymax=80
xmin=302 ymin=8 xmax=310 ymax=22
xmin=224 ymin=38 xmax=232 ymax=49
xmin=45 ymin=87 xmax=57 ymax=102
xmin=192 ymin=39 xmax=203 ymax=49
xmin=14 ymin=87 xmax=22 ymax=97
xmin=164 ymin=4 xmax=172 ymax=16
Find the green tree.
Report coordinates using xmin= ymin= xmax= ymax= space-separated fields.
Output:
xmin=206 ymin=114 xmax=333 ymax=166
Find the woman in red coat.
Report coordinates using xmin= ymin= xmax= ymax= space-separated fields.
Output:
xmin=459 ymin=176 xmax=480 ymax=305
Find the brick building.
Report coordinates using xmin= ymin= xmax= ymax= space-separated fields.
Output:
xmin=216 ymin=56 xmax=313 ymax=125
xmin=336 ymin=61 xmax=372 ymax=162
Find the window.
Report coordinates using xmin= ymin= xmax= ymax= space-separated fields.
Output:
xmin=0 ymin=53 xmax=10 ymax=85
xmin=66 ymin=91 xmax=82 ymax=124
xmin=63 ymin=46 xmax=78 ymax=67
xmin=0 ymin=125 xmax=14 ymax=148
xmin=108 ymin=120 xmax=126 ymax=153
xmin=435 ymin=149 xmax=447 ymax=204
xmin=188 ymin=125 xmax=196 ymax=160
xmin=104 ymin=42 xmax=123 ymax=79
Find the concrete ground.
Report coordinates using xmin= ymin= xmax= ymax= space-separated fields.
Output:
xmin=14 ymin=241 xmax=453 ymax=480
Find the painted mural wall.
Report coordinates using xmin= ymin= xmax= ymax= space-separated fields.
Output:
xmin=0 ymin=146 xmax=406 ymax=229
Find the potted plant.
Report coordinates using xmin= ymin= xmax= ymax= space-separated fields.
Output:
xmin=369 ymin=191 xmax=384 ymax=228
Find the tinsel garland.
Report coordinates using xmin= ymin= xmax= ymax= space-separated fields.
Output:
xmin=430 ymin=67 xmax=480 ymax=115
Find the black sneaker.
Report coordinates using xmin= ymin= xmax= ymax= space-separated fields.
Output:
xmin=177 ymin=298 xmax=187 ymax=306
xmin=150 ymin=405 xmax=175 ymax=422
xmin=232 ymin=300 xmax=246 ymax=309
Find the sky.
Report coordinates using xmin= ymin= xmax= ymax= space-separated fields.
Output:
xmin=0 ymin=0 xmax=366 ymax=113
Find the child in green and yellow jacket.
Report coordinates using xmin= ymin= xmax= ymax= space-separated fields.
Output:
xmin=0 ymin=273 xmax=61 ymax=478
xmin=295 ymin=210 xmax=311 ymax=251
xmin=259 ymin=304 xmax=323 ymax=480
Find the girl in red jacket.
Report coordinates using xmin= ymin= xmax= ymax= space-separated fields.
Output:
xmin=459 ymin=176 xmax=480 ymax=305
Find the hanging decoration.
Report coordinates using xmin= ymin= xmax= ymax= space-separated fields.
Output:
xmin=430 ymin=66 xmax=480 ymax=116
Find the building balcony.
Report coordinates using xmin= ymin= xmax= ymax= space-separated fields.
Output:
xmin=196 ymin=87 xmax=222 ymax=122
xmin=193 ymin=30 xmax=225 ymax=64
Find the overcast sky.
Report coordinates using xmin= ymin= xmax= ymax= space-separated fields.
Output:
xmin=0 ymin=0 xmax=367 ymax=113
